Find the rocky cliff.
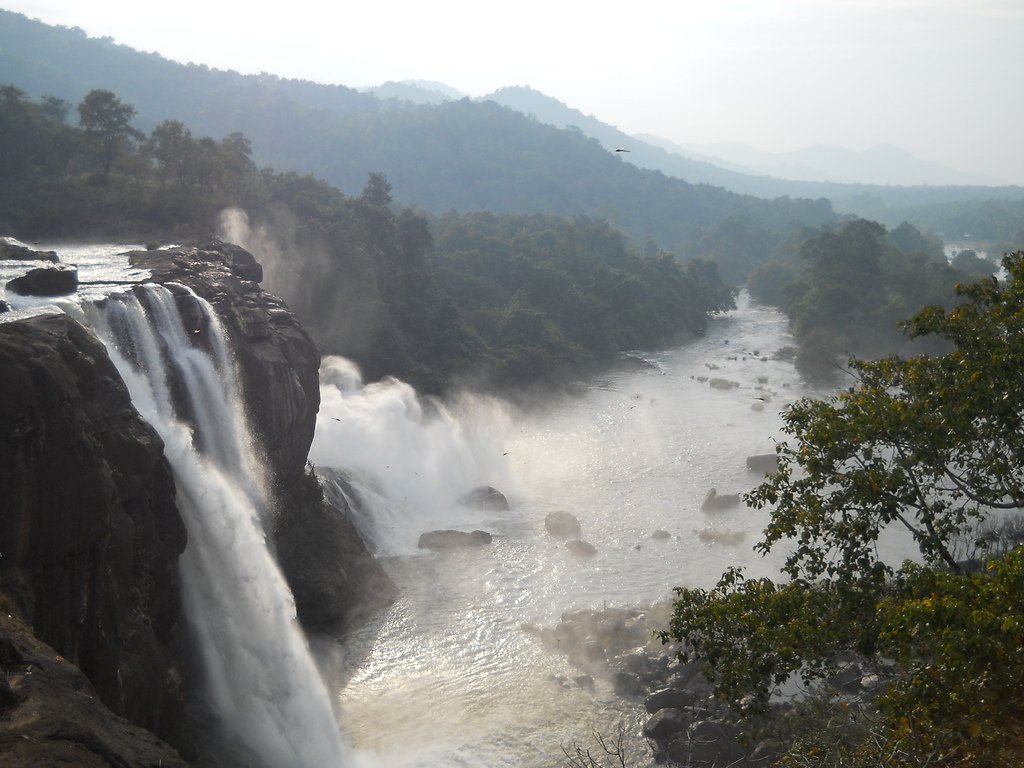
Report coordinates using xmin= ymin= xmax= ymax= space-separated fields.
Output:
xmin=0 ymin=312 xmax=188 ymax=744
xmin=128 ymin=241 xmax=397 ymax=632
xmin=0 ymin=241 xmax=395 ymax=764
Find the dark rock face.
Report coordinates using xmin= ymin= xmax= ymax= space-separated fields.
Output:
xmin=0 ymin=239 xmax=59 ymax=262
xmin=746 ymin=454 xmax=778 ymax=475
xmin=129 ymin=240 xmax=320 ymax=493
xmin=0 ymin=314 xmax=188 ymax=741
xmin=6 ymin=264 xmax=78 ymax=296
xmin=134 ymin=242 xmax=395 ymax=635
xmin=274 ymin=473 xmax=397 ymax=633
xmin=700 ymin=488 xmax=742 ymax=511
xmin=418 ymin=530 xmax=493 ymax=550
xmin=0 ymin=615 xmax=188 ymax=767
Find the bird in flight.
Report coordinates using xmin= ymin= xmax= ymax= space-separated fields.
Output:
xmin=615 ymin=147 xmax=630 ymax=152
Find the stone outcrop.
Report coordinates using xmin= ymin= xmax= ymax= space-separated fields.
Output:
xmin=700 ymin=488 xmax=742 ymax=511
xmin=0 ymin=313 xmax=189 ymax=741
xmin=6 ymin=264 xmax=79 ymax=296
xmin=125 ymin=242 xmax=395 ymax=634
xmin=0 ymin=614 xmax=188 ymax=768
xmin=0 ymin=239 xmax=58 ymax=262
xmin=274 ymin=473 xmax=398 ymax=633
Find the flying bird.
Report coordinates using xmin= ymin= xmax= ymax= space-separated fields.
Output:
xmin=615 ymin=147 xmax=630 ymax=153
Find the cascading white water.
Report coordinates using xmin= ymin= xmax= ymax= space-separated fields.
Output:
xmin=86 ymin=283 xmax=350 ymax=768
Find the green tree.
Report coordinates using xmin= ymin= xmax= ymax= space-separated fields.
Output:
xmin=662 ymin=252 xmax=1024 ymax=762
xmin=76 ymin=89 xmax=144 ymax=183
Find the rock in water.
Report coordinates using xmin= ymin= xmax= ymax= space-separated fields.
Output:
xmin=0 ymin=239 xmax=59 ymax=262
xmin=458 ymin=485 xmax=510 ymax=510
xmin=418 ymin=530 xmax=493 ymax=550
xmin=6 ymin=264 xmax=78 ymax=296
xmin=700 ymin=488 xmax=741 ymax=511
xmin=566 ymin=539 xmax=597 ymax=557
xmin=746 ymin=453 xmax=779 ymax=475
xmin=545 ymin=510 xmax=581 ymax=538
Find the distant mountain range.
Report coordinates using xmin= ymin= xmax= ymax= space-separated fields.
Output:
xmin=636 ymin=136 xmax=1004 ymax=187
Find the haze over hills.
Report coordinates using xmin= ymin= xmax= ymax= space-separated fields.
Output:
xmin=636 ymin=135 xmax=1005 ymax=187
xmin=0 ymin=8 xmax=839 ymax=253
xmin=2 ymin=9 xmax=1023 ymax=246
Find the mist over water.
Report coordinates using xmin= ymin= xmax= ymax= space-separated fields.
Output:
xmin=308 ymin=293 xmax=873 ymax=767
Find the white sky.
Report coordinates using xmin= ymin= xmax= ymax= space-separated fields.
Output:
xmin=6 ymin=0 xmax=1024 ymax=183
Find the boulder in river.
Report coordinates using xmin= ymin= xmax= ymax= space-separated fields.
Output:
xmin=6 ymin=264 xmax=78 ymax=296
xmin=746 ymin=453 xmax=779 ymax=475
xmin=0 ymin=239 xmax=59 ymax=262
xmin=458 ymin=486 xmax=510 ymax=511
xmin=700 ymin=488 xmax=741 ymax=511
xmin=545 ymin=510 xmax=581 ymax=538
xmin=566 ymin=539 xmax=597 ymax=557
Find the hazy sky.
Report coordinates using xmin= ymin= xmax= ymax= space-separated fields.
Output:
xmin=6 ymin=0 xmax=1024 ymax=183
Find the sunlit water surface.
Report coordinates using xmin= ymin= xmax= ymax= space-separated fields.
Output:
xmin=312 ymin=293 xmax=920 ymax=768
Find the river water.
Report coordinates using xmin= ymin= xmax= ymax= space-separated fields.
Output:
xmin=2 ymin=241 xmax=891 ymax=767
xmin=309 ymin=293 xmax=841 ymax=768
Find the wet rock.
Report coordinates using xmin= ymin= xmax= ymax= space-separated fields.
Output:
xmin=566 ymin=539 xmax=597 ymax=557
xmin=746 ymin=454 xmax=779 ymax=475
xmin=545 ymin=510 xmax=581 ymax=538
xmin=274 ymin=473 xmax=397 ymax=633
xmin=680 ymin=719 xmax=746 ymax=767
xmin=573 ymin=674 xmax=595 ymax=691
xmin=0 ymin=239 xmax=59 ymax=262
xmin=646 ymin=687 xmax=696 ymax=714
xmin=458 ymin=485 xmax=510 ymax=510
xmin=612 ymin=670 xmax=645 ymax=698
xmin=418 ymin=529 xmax=493 ymax=550
xmin=0 ymin=314 xmax=188 ymax=741
xmin=569 ymin=639 xmax=606 ymax=667
xmin=700 ymin=488 xmax=741 ymax=511
xmin=0 ymin=616 xmax=187 ymax=768
xmin=643 ymin=707 xmax=688 ymax=740
xmin=6 ymin=264 xmax=78 ymax=296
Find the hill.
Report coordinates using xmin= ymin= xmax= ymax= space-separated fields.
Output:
xmin=0 ymin=9 xmax=837 ymax=254
xmin=482 ymin=86 xmax=1024 ymax=239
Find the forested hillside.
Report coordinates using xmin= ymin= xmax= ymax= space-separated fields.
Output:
xmin=0 ymin=86 xmax=734 ymax=395
xmin=0 ymin=9 xmax=837 ymax=254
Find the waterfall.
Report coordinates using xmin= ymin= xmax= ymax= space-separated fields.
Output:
xmin=87 ymin=284 xmax=350 ymax=768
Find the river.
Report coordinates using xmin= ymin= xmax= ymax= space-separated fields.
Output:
xmin=309 ymin=292 xmax=835 ymax=767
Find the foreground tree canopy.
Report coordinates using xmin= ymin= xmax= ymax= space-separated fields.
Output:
xmin=663 ymin=253 xmax=1024 ymax=765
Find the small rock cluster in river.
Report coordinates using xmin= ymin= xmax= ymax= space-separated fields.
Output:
xmin=543 ymin=510 xmax=600 ymax=557
xmin=523 ymin=604 xmax=811 ymax=767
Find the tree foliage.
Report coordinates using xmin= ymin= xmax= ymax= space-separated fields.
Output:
xmin=749 ymin=219 xmax=985 ymax=381
xmin=663 ymin=253 xmax=1024 ymax=763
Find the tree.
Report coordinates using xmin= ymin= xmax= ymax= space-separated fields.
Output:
xmin=147 ymin=120 xmax=194 ymax=186
xmin=77 ymin=89 xmax=144 ymax=183
xmin=662 ymin=252 xmax=1024 ymax=761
